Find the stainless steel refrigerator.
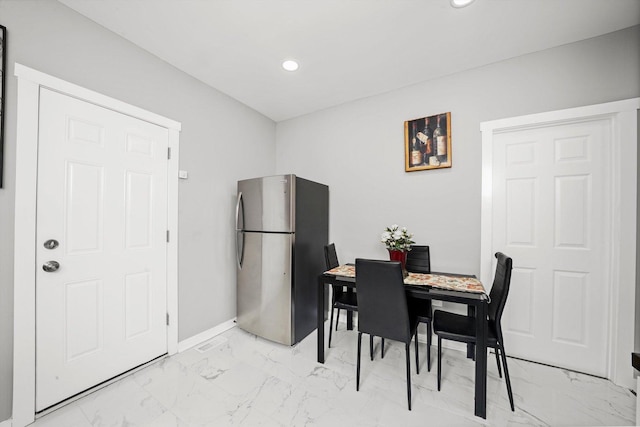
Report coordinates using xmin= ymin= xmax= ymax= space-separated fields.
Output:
xmin=236 ymin=174 xmax=329 ymax=345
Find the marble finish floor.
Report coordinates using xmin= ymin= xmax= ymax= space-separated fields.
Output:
xmin=31 ymin=325 xmax=635 ymax=426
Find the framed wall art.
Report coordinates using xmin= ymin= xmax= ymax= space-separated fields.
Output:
xmin=404 ymin=112 xmax=451 ymax=172
xmin=0 ymin=24 xmax=5 ymax=188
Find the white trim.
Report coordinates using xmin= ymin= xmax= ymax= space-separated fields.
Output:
xmin=177 ymin=319 xmax=237 ymax=353
xmin=12 ymin=64 xmax=181 ymax=427
xmin=479 ymin=98 xmax=640 ymax=134
xmin=12 ymin=70 xmax=40 ymax=427
xmin=480 ymin=98 xmax=639 ymax=390
xmin=0 ymin=419 xmax=12 ymax=427
xmin=13 ymin=64 xmax=181 ymax=131
xmin=636 ymin=376 xmax=640 ymax=426
xmin=610 ymin=107 xmax=638 ymax=388
xmin=167 ymin=127 xmax=180 ymax=356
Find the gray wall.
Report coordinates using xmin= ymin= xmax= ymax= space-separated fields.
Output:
xmin=0 ymin=0 xmax=276 ymax=421
xmin=0 ymin=0 xmax=638 ymax=423
xmin=276 ymin=26 xmax=640 ymax=276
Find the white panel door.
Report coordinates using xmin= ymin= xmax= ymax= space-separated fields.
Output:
xmin=35 ymin=88 xmax=169 ymax=411
xmin=492 ymin=118 xmax=610 ymax=376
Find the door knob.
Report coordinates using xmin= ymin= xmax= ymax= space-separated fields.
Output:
xmin=43 ymin=239 xmax=59 ymax=250
xmin=42 ymin=261 xmax=60 ymax=272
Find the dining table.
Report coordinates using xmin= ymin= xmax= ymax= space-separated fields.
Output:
xmin=317 ymin=264 xmax=490 ymax=419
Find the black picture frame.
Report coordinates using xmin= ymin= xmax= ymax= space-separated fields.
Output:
xmin=0 ymin=25 xmax=5 ymax=188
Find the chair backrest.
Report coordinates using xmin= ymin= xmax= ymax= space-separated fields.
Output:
xmin=405 ymin=245 xmax=431 ymax=273
xmin=355 ymin=258 xmax=411 ymax=343
xmin=488 ymin=252 xmax=513 ymax=329
xmin=324 ymin=243 xmax=339 ymax=270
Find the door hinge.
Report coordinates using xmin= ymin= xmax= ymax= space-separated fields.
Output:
xmin=166 ymin=313 xmax=170 ymax=325
xmin=167 ymin=147 xmax=171 ymax=159
xmin=166 ymin=230 xmax=170 ymax=242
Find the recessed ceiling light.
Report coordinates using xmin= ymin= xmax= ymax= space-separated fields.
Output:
xmin=451 ymin=0 xmax=475 ymax=8
xmin=282 ymin=60 xmax=299 ymax=72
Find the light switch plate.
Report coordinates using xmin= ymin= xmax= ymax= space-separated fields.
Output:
xmin=178 ymin=170 xmax=188 ymax=179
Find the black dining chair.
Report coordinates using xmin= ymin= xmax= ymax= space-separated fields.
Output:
xmin=324 ymin=243 xmax=358 ymax=348
xmin=433 ymin=252 xmax=515 ymax=411
xmin=406 ymin=245 xmax=431 ymax=273
xmin=405 ymin=245 xmax=433 ymax=372
xmin=355 ymin=258 xmax=420 ymax=410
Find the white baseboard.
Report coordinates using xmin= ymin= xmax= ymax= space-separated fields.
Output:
xmin=177 ymin=318 xmax=236 ymax=353
xmin=0 ymin=418 xmax=12 ymax=427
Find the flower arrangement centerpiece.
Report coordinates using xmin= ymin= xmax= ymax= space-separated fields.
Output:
xmin=381 ymin=224 xmax=414 ymax=251
xmin=381 ymin=224 xmax=414 ymax=272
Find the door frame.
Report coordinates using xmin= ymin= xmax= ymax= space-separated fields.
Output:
xmin=12 ymin=63 xmax=181 ymax=427
xmin=480 ymin=98 xmax=640 ymax=390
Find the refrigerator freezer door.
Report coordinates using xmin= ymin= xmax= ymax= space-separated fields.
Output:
xmin=237 ymin=175 xmax=294 ymax=232
xmin=237 ymin=231 xmax=293 ymax=345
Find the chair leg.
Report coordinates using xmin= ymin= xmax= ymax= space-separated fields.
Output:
xmin=415 ymin=331 xmax=420 ymax=375
xmin=381 ymin=338 xmax=385 ymax=359
xmin=370 ymin=335 xmax=374 ymax=360
xmin=437 ymin=336 xmax=442 ymax=391
xmin=335 ymin=308 xmax=341 ymax=330
xmin=328 ymin=305 xmax=335 ymax=348
xmin=495 ymin=347 xmax=503 ymax=378
xmin=499 ymin=344 xmax=515 ymax=411
xmin=426 ymin=321 xmax=432 ymax=372
xmin=405 ymin=342 xmax=412 ymax=411
xmin=357 ymin=332 xmax=362 ymax=391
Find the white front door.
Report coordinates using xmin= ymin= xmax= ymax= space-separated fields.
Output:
xmin=35 ymin=88 xmax=169 ymax=411
xmin=491 ymin=118 xmax=610 ymax=377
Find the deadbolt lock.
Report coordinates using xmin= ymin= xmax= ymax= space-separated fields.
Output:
xmin=43 ymin=239 xmax=59 ymax=250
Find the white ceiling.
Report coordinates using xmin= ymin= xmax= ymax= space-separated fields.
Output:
xmin=58 ymin=0 xmax=640 ymax=122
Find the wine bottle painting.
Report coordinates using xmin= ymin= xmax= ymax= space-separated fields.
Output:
xmin=404 ymin=112 xmax=451 ymax=172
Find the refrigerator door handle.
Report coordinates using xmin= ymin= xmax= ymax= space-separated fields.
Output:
xmin=236 ymin=230 xmax=244 ymax=269
xmin=236 ymin=192 xmax=244 ymax=268
xmin=235 ymin=192 xmax=243 ymax=231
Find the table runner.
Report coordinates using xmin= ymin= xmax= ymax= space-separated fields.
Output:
xmin=324 ymin=264 xmax=486 ymax=294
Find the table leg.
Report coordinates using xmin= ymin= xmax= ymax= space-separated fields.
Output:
xmin=474 ymin=300 xmax=488 ymax=419
xmin=467 ymin=305 xmax=476 ymax=359
xmin=346 ymin=287 xmax=354 ymax=330
xmin=317 ymin=277 xmax=326 ymax=363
